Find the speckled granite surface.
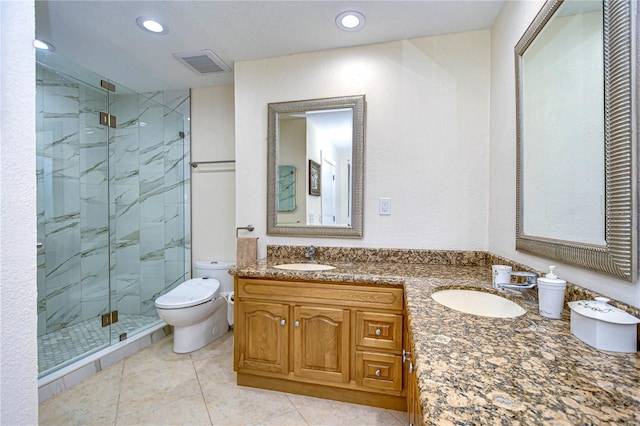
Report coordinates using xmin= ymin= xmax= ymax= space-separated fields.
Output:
xmin=231 ymin=246 xmax=640 ymax=425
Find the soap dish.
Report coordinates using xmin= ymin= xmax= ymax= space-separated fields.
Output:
xmin=568 ymin=297 xmax=639 ymax=353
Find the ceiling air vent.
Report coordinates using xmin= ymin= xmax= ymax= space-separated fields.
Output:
xmin=173 ymin=50 xmax=231 ymax=74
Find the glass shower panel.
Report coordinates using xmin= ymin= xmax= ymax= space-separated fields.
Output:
xmin=163 ymin=106 xmax=188 ymax=291
xmin=108 ymin=88 xmax=186 ymax=340
xmin=36 ymin=63 xmax=112 ymax=375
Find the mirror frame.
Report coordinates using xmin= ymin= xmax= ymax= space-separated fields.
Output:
xmin=515 ymin=0 xmax=637 ymax=281
xmin=267 ymin=95 xmax=365 ymax=238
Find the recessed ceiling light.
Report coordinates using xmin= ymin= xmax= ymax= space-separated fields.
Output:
xmin=136 ymin=17 xmax=168 ymax=35
xmin=34 ymin=39 xmax=55 ymax=51
xmin=335 ymin=11 xmax=366 ymax=32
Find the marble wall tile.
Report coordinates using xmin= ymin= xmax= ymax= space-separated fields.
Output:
xmin=140 ymin=222 xmax=165 ymax=262
xmin=114 ymin=184 xmax=140 ymax=240
xmin=115 ymin=272 xmax=141 ymax=315
xmin=79 ymin=144 xmax=108 ymax=186
xmin=164 ymin=261 xmax=186 ymax=288
xmin=140 ymin=276 xmax=164 ymax=316
xmin=140 ymin=188 xmax=165 ymax=226
xmin=46 ymin=282 xmax=82 ymax=332
xmin=44 ymin=219 xmax=81 ymax=294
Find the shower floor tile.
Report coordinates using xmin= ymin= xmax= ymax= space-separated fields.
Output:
xmin=38 ymin=314 xmax=160 ymax=374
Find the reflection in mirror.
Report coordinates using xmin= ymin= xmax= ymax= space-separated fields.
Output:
xmin=278 ymin=165 xmax=296 ymax=212
xmin=267 ymin=95 xmax=365 ymax=237
xmin=515 ymin=0 xmax=636 ymax=280
xmin=521 ymin=0 xmax=604 ymax=244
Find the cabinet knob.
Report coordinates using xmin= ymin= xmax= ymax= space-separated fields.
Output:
xmin=280 ymin=319 xmax=286 ymax=326
xmin=294 ymin=321 xmax=300 ymax=327
xmin=375 ymin=369 xmax=381 ymax=377
xmin=375 ymin=328 xmax=382 ymax=336
xmin=403 ymin=349 xmax=411 ymax=363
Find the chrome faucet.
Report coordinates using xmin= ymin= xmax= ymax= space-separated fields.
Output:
xmin=494 ymin=271 xmax=538 ymax=302
xmin=305 ymin=245 xmax=316 ymax=262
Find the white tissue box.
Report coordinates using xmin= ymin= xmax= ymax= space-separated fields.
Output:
xmin=568 ymin=298 xmax=639 ymax=353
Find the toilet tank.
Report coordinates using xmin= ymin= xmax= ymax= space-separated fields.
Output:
xmin=193 ymin=261 xmax=235 ymax=294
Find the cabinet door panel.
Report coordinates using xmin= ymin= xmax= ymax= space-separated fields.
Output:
xmin=237 ymin=301 xmax=288 ymax=375
xmin=293 ymin=306 xmax=350 ymax=383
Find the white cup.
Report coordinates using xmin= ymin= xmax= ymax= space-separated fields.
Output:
xmin=538 ymin=280 xmax=566 ymax=319
xmin=492 ymin=265 xmax=512 ymax=286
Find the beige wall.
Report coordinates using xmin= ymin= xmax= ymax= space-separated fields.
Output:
xmin=234 ymin=31 xmax=492 ymax=258
xmin=489 ymin=1 xmax=640 ymax=308
xmin=190 ymin=85 xmax=237 ymax=265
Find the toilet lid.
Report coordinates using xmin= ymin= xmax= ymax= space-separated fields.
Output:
xmin=155 ymin=278 xmax=220 ymax=309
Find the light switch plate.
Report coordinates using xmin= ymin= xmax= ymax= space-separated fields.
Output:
xmin=379 ymin=198 xmax=391 ymax=215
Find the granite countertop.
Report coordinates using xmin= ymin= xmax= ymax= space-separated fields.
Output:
xmin=232 ymin=253 xmax=640 ymax=425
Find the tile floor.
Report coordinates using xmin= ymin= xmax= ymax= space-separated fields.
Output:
xmin=39 ymin=330 xmax=407 ymax=425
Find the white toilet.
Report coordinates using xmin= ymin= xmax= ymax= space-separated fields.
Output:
xmin=155 ymin=261 xmax=235 ymax=353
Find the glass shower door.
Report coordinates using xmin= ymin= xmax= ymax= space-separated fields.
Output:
xmin=107 ymin=87 xmax=187 ymax=342
xmin=36 ymin=62 xmax=113 ymax=375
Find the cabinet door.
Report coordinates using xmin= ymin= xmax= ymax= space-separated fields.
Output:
xmin=292 ymin=305 xmax=350 ymax=384
xmin=236 ymin=301 xmax=289 ymax=375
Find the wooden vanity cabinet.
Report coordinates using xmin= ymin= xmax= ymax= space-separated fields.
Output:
xmin=234 ymin=277 xmax=407 ymax=410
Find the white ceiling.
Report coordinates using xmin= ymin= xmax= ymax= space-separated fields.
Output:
xmin=35 ymin=0 xmax=505 ymax=93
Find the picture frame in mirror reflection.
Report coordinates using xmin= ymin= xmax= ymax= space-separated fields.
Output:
xmin=277 ymin=165 xmax=297 ymax=212
xmin=309 ymin=160 xmax=321 ymax=196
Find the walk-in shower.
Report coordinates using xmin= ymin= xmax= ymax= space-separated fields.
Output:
xmin=36 ymin=51 xmax=191 ymax=377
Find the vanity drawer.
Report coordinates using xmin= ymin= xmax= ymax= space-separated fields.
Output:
xmin=355 ymin=311 xmax=403 ymax=351
xmin=355 ymin=351 xmax=403 ymax=392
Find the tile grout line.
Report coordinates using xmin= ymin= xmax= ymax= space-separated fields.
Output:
xmin=285 ymin=393 xmax=312 ymax=426
xmin=113 ymin=359 xmax=125 ymax=425
xmin=191 ymin=353 xmax=215 ymax=425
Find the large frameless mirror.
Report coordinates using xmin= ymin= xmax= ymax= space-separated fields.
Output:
xmin=515 ymin=0 xmax=636 ymax=281
xmin=267 ymin=95 xmax=365 ymax=238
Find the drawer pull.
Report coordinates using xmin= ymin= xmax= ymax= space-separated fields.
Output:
xmin=375 ymin=328 xmax=382 ymax=336
xmin=375 ymin=369 xmax=381 ymax=377
xmin=280 ymin=319 xmax=286 ymax=326
xmin=409 ymin=363 xmax=414 ymax=374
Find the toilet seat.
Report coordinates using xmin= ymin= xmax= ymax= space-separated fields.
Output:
xmin=155 ymin=278 xmax=220 ymax=309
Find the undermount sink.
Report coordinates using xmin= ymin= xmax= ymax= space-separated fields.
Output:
xmin=273 ymin=263 xmax=336 ymax=271
xmin=431 ymin=289 xmax=526 ymax=318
